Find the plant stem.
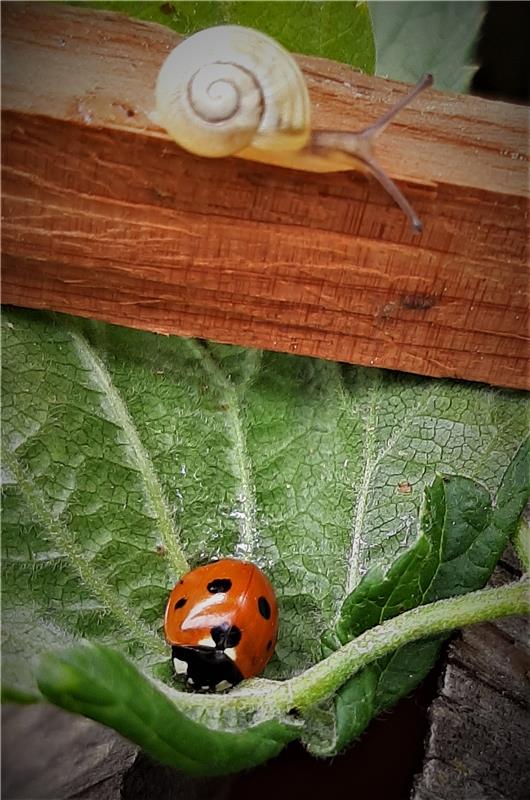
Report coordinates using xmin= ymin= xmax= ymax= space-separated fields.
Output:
xmin=514 ymin=518 xmax=530 ymax=573
xmin=279 ymin=578 xmax=529 ymax=712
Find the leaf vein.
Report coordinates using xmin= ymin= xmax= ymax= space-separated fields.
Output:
xmin=68 ymin=327 xmax=189 ymax=577
xmin=185 ymin=340 xmax=258 ymax=560
xmin=4 ymin=450 xmax=166 ymax=656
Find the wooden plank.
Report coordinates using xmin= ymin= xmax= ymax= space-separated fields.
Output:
xmin=2 ymin=2 xmax=529 ymax=389
xmin=1 ymin=703 xmax=228 ymax=799
xmin=412 ymin=553 xmax=530 ymax=800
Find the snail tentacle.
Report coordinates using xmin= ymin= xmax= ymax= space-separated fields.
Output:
xmin=309 ymin=74 xmax=433 ymax=231
xmin=358 ymin=73 xmax=433 ymax=140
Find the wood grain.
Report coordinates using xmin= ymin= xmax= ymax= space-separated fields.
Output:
xmin=2 ymin=2 xmax=529 ymax=388
xmin=1 ymin=703 xmax=229 ymax=800
xmin=413 ymin=551 xmax=530 ymax=800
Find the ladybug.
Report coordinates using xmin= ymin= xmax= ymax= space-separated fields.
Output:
xmin=164 ymin=558 xmax=278 ymax=691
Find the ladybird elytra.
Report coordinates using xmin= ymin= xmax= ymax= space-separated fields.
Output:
xmin=164 ymin=558 xmax=278 ymax=690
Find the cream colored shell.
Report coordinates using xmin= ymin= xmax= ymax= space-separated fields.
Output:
xmin=155 ymin=25 xmax=311 ymax=158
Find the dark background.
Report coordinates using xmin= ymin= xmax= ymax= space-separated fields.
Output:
xmin=472 ymin=1 xmax=529 ymax=102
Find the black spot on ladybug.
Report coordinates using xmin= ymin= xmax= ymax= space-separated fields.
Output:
xmin=266 ymin=640 xmax=272 ymax=651
xmin=174 ymin=597 xmax=187 ymax=610
xmin=258 ymin=596 xmax=271 ymax=620
xmin=211 ymin=623 xmax=241 ymax=649
xmin=207 ymin=578 xmax=232 ymax=594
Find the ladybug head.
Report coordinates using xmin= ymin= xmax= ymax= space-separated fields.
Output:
xmin=172 ymin=641 xmax=243 ymax=690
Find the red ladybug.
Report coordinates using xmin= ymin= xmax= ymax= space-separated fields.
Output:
xmin=164 ymin=558 xmax=278 ymax=691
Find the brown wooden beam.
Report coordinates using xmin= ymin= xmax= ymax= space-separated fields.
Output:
xmin=2 ymin=2 xmax=528 ymax=388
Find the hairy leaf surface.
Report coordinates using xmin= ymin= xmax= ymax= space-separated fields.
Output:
xmin=2 ymin=309 xmax=528 ymax=770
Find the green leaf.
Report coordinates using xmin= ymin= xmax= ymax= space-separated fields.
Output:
xmin=340 ymin=446 xmax=530 ymax=642
xmin=2 ymin=308 xmax=529 ymax=771
xmin=38 ymin=643 xmax=298 ymax=776
xmin=37 ymin=583 xmax=530 ymax=774
xmin=316 ymin=449 xmax=530 ymax=755
xmin=80 ymin=1 xmax=375 ymax=72
xmin=368 ymin=0 xmax=485 ymax=91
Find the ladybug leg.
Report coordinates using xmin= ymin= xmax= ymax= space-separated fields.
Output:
xmin=171 ymin=648 xmax=188 ymax=677
xmin=214 ymin=680 xmax=233 ymax=693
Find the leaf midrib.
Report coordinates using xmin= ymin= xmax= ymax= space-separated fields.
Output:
xmin=339 ymin=371 xmax=437 ymax=603
xmin=184 ymin=340 xmax=260 ymax=561
xmin=69 ymin=327 xmax=189 ymax=577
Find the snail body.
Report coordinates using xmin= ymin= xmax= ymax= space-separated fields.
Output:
xmin=155 ymin=25 xmax=433 ymax=231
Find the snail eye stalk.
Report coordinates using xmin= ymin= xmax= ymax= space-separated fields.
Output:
xmin=310 ymin=75 xmax=433 ymax=232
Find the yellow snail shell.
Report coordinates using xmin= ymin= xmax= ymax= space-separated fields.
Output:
xmin=155 ymin=25 xmax=311 ymax=158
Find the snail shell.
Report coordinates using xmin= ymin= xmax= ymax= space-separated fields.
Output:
xmin=155 ymin=25 xmax=311 ymax=158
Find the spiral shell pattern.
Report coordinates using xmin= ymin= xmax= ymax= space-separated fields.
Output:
xmin=155 ymin=25 xmax=311 ymax=158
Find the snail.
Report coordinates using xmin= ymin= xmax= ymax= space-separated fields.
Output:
xmin=155 ymin=25 xmax=433 ymax=232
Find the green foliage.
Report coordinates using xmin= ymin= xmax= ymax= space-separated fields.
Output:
xmin=514 ymin=513 xmax=530 ymax=573
xmin=313 ymin=456 xmax=529 ymax=754
xmin=82 ymin=1 xmax=375 ymax=73
xmin=2 ymin=309 xmax=529 ymax=771
xmin=80 ymin=1 xmax=485 ymax=91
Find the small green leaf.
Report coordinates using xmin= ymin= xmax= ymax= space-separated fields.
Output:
xmin=339 ymin=450 xmax=530 ymax=643
xmin=38 ymin=643 xmax=298 ymax=776
xmin=321 ymin=447 xmax=530 ymax=755
xmin=304 ymin=666 xmax=377 ymax=755
xmin=311 ymin=637 xmax=441 ymax=755
xmin=368 ymin=0 xmax=485 ymax=91
xmin=514 ymin=515 xmax=530 ymax=573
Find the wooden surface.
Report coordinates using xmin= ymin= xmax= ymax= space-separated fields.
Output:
xmin=1 ymin=703 xmax=232 ymax=800
xmin=413 ymin=548 xmax=530 ymax=800
xmin=2 ymin=2 xmax=529 ymax=389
